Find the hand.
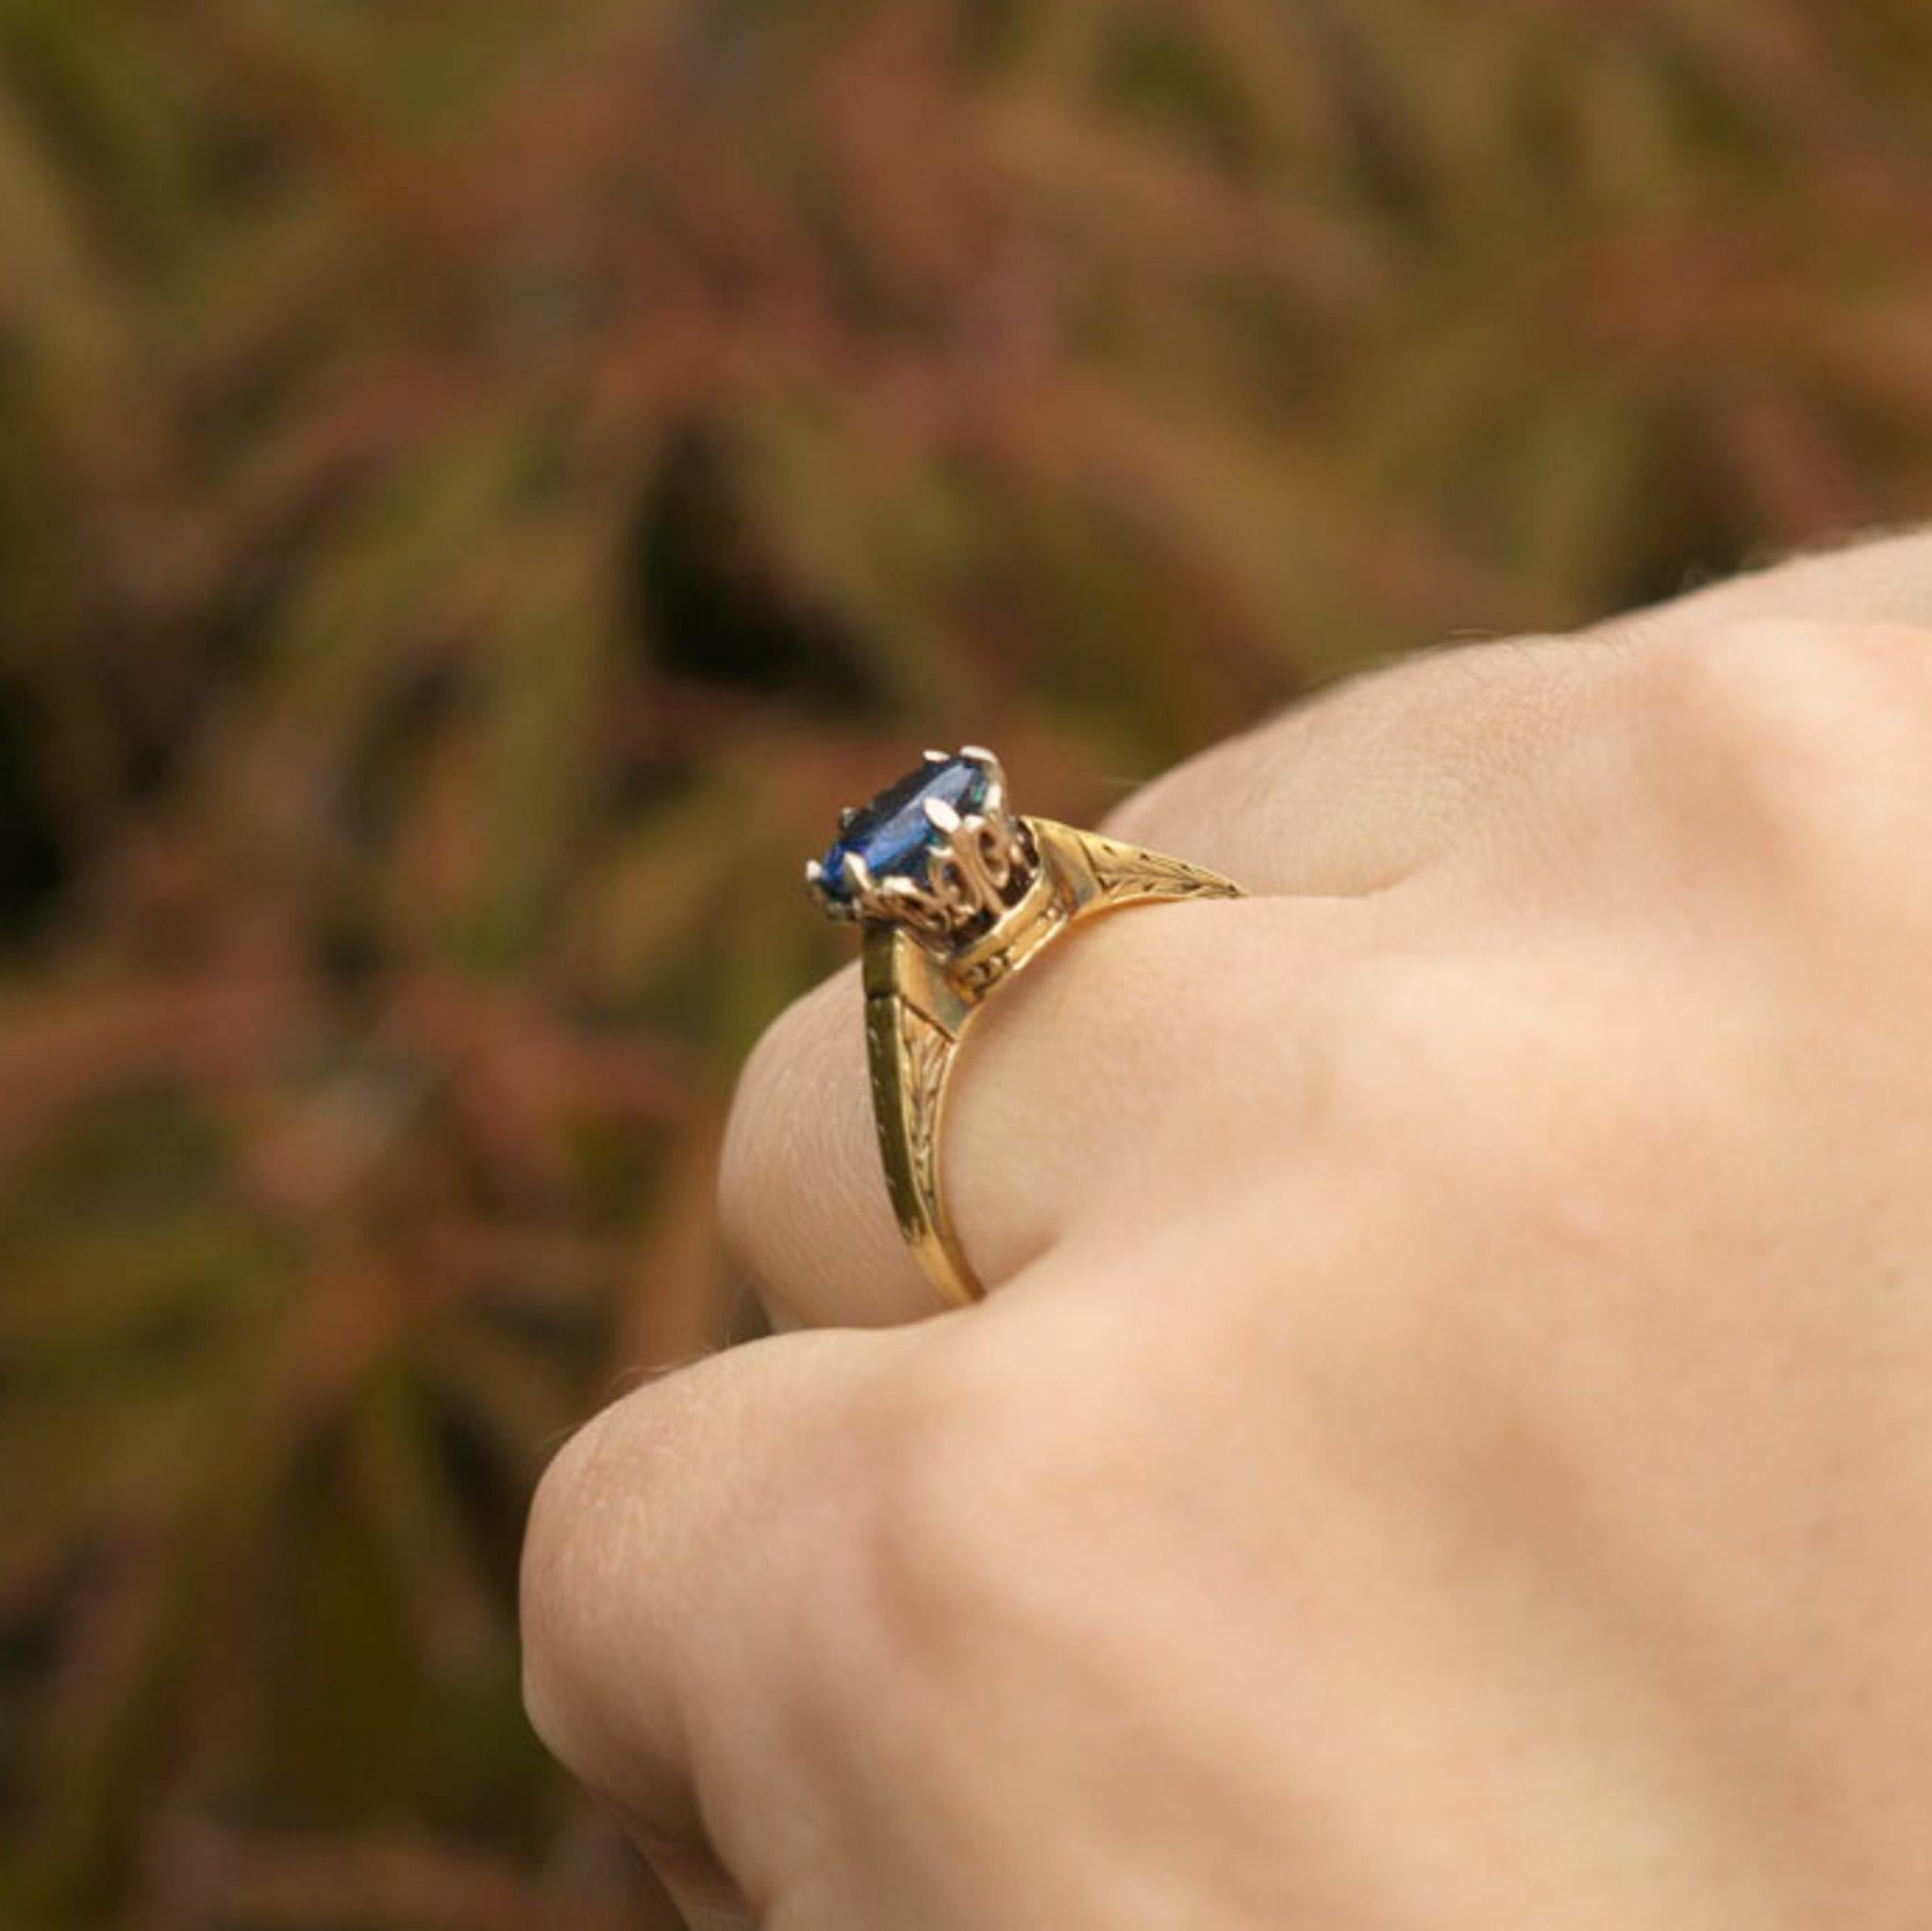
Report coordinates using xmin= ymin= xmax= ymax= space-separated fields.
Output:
xmin=522 ymin=533 xmax=1932 ymax=1930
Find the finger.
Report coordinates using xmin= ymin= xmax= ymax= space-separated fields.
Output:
xmin=1104 ymin=526 xmax=1932 ymax=889
xmin=722 ymin=637 xmax=1613 ymax=1329
xmin=522 ymin=1324 xmax=912 ymax=1889
xmin=724 ymin=527 xmax=1932 ymax=1333
xmin=1098 ymin=629 xmax=1622 ymax=892
xmin=715 ymin=641 xmax=1623 ymax=1333
xmin=721 ymin=891 xmax=1350 ymax=1326
xmin=719 ymin=958 xmax=925 ymax=1325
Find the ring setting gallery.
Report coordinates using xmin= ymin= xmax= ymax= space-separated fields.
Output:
xmin=808 ymin=747 xmax=1246 ymax=1306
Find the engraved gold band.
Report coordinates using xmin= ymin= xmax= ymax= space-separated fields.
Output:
xmin=857 ymin=814 xmax=1242 ymax=1305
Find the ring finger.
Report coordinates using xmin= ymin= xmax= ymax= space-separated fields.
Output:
xmin=722 ymin=529 xmax=1932 ymax=1332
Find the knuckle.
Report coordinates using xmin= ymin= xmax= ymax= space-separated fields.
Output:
xmin=859 ymin=1373 xmax=1019 ymax=1656
xmin=1541 ymin=619 xmax=1932 ymax=934
xmin=1625 ymin=621 xmax=1932 ymax=842
xmin=833 ymin=1331 xmax=1095 ymax=1685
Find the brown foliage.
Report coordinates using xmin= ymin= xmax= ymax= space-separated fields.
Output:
xmin=3 ymin=1 xmax=1931 ymax=1922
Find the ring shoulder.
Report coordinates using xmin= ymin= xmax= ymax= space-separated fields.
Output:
xmin=1027 ymin=818 xmax=1245 ymax=911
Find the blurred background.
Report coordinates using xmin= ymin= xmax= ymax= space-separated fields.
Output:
xmin=3 ymin=1 xmax=1932 ymax=1924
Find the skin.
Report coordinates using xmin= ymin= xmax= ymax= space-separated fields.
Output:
xmin=522 ymin=532 xmax=1932 ymax=1929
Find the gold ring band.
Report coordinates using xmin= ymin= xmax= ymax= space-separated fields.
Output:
xmin=808 ymin=753 xmax=1244 ymax=1305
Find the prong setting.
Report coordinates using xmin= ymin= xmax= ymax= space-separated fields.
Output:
xmin=962 ymin=746 xmax=1007 ymax=818
xmin=803 ymin=855 xmax=838 ymax=918
xmin=809 ymin=747 xmax=1038 ymax=951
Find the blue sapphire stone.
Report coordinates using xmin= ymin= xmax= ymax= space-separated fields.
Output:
xmin=821 ymin=756 xmax=991 ymax=904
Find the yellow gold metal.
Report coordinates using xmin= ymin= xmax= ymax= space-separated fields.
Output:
xmin=863 ymin=815 xmax=1243 ymax=1306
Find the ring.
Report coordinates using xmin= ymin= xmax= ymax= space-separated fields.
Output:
xmin=807 ymin=747 xmax=1246 ymax=1306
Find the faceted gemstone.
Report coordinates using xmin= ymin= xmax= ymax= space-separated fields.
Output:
xmin=820 ymin=755 xmax=991 ymax=903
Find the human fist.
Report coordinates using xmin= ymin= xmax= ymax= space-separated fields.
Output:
xmin=525 ymin=534 xmax=1932 ymax=1929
